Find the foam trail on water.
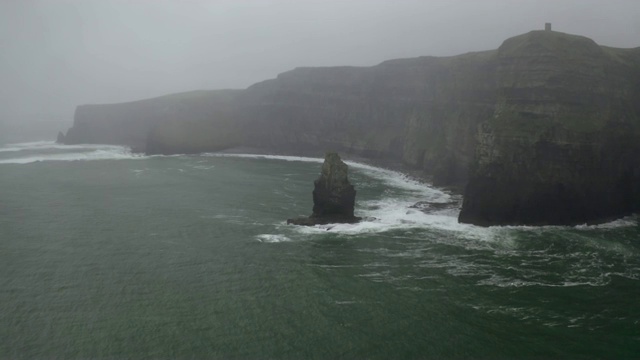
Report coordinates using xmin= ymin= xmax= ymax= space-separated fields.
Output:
xmin=206 ymin=153 xmax=451 ymax=200
xmin=0 ymin=141 xmax=64 ymax=152
xmin=292 ymin=200 xmax=498 ymax=242
xmin=215 ymin=154 xmax=489 ymax=238
xmin=204 ymin=153 xmax=324 ymax=164
xmin=475 ymin=215 xmax=638 ymax=232
xmin=211 ymin=153 xmax=637 ymax=238
xmin=0 ymin=141 xmax=123 ymax=152
xmin=256 ymin=234 xmax=291 ymax=243
xmin=346 ymin=160 xmax=453 ymax=203
xmin=573 ymin=216 xmax=638 ymax=230
xmin=0 ymin=143 xmax=145 ymax=164
xmin=208 ymin=153 xmax=502 ymax=239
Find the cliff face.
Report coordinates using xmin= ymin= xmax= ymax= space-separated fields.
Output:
xmin=61 ymin=30 xmax=640 ymax=226
xmin=63 ymin=52 xmax=496 ymax=186
xmin=459 ymin=31 xmax=640 ymax=225
xmin=223 ymin=52 xmax=496 ymax=186
xmin=144 ymin=90 xmax=242 ymax=154
xmin=64 ymin=90 xmax=241 ymax=151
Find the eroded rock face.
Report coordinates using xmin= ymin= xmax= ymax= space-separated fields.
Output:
xmin=59 ymin=49 xmax=497 ymax=185
xmin=288 ymin=152 xmax=360 ymax=225
xmin=458 ymin=31 xmax=640 ymax=226
xmin=55 ymin=131 xmax=65 ymax=144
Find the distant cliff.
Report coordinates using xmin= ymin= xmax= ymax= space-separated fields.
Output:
xmin=63 ymin=90 xmax=242 ymax=152
xmin=61 ymin=30 xmax=640 ymax=226
xmin=63 ymin=52 xmax=496 ymax=187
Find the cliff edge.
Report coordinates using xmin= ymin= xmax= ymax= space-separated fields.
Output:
xmin=59 ymin=30 xmax=640 ymax=226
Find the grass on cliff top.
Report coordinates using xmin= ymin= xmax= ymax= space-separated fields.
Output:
xmin=156 ymin=89 xmax=240 ymax=100
xmin=378 ymin=49 xmax=497 ymax=69
xmin=85 ymin=89 xmax=242 ymax=107
xmin=498 ymin=30 xmax=605 ymax=60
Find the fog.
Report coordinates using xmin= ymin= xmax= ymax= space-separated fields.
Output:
xmin=1 ymin=0 xmax=639 ymax=143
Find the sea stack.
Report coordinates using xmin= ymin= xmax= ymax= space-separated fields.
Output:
xmin=288 ymin=152 xmax=360 ymax=226
xmin=56 ymin=131 xmax=65 ymax=144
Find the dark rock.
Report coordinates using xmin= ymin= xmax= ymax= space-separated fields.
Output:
xmin=56 ymin=131 xmax=65 ymax=144
xmin=458 ymin=31 xmax=640 ymax=226
xmin=288 ymin=152 xmax=361 ymax=226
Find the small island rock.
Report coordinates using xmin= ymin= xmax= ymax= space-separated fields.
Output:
xmin=288 ymin=152 xmax=361 ymax=226
xmin=56 ymin=131 xmax=66 ymax=144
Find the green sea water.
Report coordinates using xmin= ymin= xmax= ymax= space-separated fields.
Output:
xmin=1 ymin=142 xmax=639 ymax=359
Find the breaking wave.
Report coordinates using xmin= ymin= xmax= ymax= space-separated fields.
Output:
xmin=205 ymin=153 xmax=325 ymax=164
xmin=213 ymin=153 xmax=636 ymax=243
xmin=0 ymin=141 xmax=145 ymax=164
xmin=255 ymin=234 xmax=292 ymax=243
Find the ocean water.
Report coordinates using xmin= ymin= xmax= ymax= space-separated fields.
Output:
xmin=1 ymin=141 xmax=639 ymax=359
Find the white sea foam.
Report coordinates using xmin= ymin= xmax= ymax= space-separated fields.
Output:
xmin=289 ymin=162 xmax=491 ymax=239
xmin=211 ymin=153 xmax=638 ymax=242
xmin=292 ymin=200 xmax=492 ymax=241
xmin=347 ymin=160 xmax=452 ymax=202
xmin=214 ymin=154 xmax=454 ymax=201
xmin=209 ymin=154 xmax=490 ymax=240
xmin=256 ymin=234 xmax=291 ymax=243
xmin=0 ymin=141 xmax=64 ymax=152
xmin=476 ymin=275 xmax=610 ymax=288
xmin=0 ymin=141 xmax=121 ymax=152
xmin=204 ymin=153 xmax=324 ymax=163
xmin=574 ymin=216 xmax=638 ymax=230
xmin=289 ymin=193 xmax=501 ymax=245
xmin=0 ymin=142 xmax=145 ymax=164
xmin=482 ymin=216 xmax=638 ymax=232
xmin=207 ymin=153 xmax=452 ymax=202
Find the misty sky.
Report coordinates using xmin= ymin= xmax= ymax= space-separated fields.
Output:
xmin=1 ymin=0 xmax=639 ymax=140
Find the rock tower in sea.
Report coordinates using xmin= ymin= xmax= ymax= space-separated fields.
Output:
xmin=288 ymin=152 xmax=360 ymax=226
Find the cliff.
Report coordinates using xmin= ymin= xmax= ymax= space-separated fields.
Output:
xmin=63 ymin=51 xmax=497 ymax=187
xmin=60 ymin=30 xmax=640 ymax=226
xmin=63 ymin=89 xmax=242 ymax=151
xmin=459 ymin=31 xmax=640 ymax=225
xmin=236 ymin=51 xmax=496 ymax=186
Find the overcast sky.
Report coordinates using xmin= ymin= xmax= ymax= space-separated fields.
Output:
xmin=1 ymin=0 xmax=639 ymax=140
